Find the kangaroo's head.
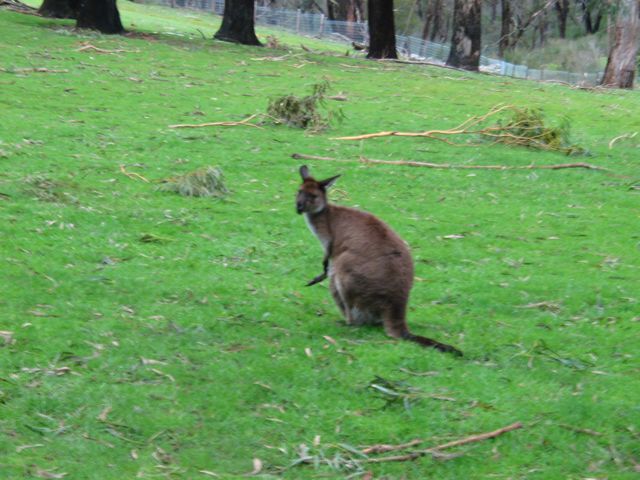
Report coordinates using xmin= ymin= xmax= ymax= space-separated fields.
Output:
xmin=296 ymin=165 xmax=340 ymax=215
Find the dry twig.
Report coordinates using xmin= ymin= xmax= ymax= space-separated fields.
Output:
xmin=119 ymin=165 xmax=150 ymax=183
xmin=77 ymin=42 xmax=135 ymax=54
xmin=291 ymin=153 xmax=608 ymax=172
xmin=608 ymin=132 xmax=637 ymax=149
xmin=362 ymin=439 xmax=423 ymax=455
xmin=558 ymin=423 xmax=602 ymax=437
xmin=168 ymin=114 xmax=262 ymax=129
xmin=1 ymin=67 xmax=69 ymax=74
xmin=361 ymin=421 xmax=523 ymax=463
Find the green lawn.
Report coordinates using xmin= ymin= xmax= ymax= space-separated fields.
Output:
xmin=1 ymin=3 xmax=639 ymax=479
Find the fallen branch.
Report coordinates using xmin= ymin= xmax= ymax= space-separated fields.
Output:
xmin=333 ymin=104 xmax=584 ymax=155
xmin=334 ymin=104 xmax=513 ymax=142
xmin=558 ymin=423 xmax=602 ymax=437
xmin=362 ymin=439 xmax=423 ymax=455
xmin=119 ymin=165 xmax=150 ymax=183
xmin=77 ymin=42 xmax=136 ymax=54
xmin=362 ymin=421 xmax=523 ymax=463
xmin=169 ymin=113 xmax=262 ymax=130
xmin=428 ymin=421 xmax=523 ymax=450
xmin=1 ymin=67 xmax=69 ymax=74
xmin=608 ymin=132 xmax=637 ymax=149
xmin=291 ymin=153 xmax=609 ymax=172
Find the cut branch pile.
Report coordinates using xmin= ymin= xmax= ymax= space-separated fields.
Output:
xmin=267 ymin=80 xmax=344 ymax=133
xmin=292 ymin=153 xmax=608 ymax=172
xmin=335 ymin=104 xmax=584 ymax=155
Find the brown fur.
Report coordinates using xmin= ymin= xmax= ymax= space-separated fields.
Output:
xmin=296 ymin=166 xmax=462 ymax=356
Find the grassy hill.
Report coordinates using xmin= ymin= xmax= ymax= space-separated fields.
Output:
xmin=1 ymin=3 xmax=639 ymax=478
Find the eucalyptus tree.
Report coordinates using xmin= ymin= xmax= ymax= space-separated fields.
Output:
xmin=214 ymin=0 xmax=262 ymax=46
xmin=446 ymin=0 xmax=481 ymax=70
xmin=367 ymin=0 xmax=398 ymax=59
xmin=601 ymin=0 xmax=640 ymax=88
xmin=76 ymin=0 xmax=123 ymax=33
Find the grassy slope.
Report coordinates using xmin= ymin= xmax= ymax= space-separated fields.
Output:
xmin=1 ymin=3 xmax=639 ymax=479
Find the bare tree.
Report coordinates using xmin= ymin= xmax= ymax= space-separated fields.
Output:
xmin=446 ymin=0 xmax=481 ymax=71
xmin=214 ymin=0 xmax=262 ymax=46
xmin=601 ymin=0 xmax=640 ymax=88
xmin=367 ymin=0 xmax=398 ymax=59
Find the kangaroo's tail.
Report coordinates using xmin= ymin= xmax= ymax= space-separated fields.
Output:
xmin=402 ymin=332 xmax=463 ymax=356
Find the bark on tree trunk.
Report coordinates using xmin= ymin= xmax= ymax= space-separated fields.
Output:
xmin=39 ymin=0 xmax=79 ymax=18
xmin=76 ymin=0 xmax=124 ymax=34
xmin=367 ymin=0 xmax=397 ymax=59
xmin=498 ymin=0 xmax=511 ymax=57
xmin=446 ymin=0 xmax=481 ymax=71
xmin=554 ymin=0 xmax=569 ymax=38
xmin=601 ymin=0 xmax=640 ymax=88
xmin=214 ymin=0 xmax=262 ymax=46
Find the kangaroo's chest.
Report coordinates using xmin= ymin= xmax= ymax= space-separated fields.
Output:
xmin=304 ymin=213 xmax=331 ymax=251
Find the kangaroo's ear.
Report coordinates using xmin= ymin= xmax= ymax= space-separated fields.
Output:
xmin=319 ymin=174 xmax=340 ymax=190
xmin=299 ymin=165 xmax=310 ymax=180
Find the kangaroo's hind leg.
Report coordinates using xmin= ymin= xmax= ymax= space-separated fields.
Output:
xmin=329 ymin=275 xmax=347 ymax=319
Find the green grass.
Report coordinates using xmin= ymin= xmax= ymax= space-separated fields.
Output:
xmin=1 ymin=3 xmax=639 ymax=479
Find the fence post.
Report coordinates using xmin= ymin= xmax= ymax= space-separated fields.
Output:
xmin=296 ymin=9 xmax=301 ymax=34
xmin=319 ymin=13 xmax=325 ymax=37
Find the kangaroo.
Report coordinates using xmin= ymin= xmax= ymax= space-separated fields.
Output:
xmin=296 ymin=165 xmax=462 ymax=355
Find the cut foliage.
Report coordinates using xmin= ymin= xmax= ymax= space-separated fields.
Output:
xmin=157 ymin=166 xmax=228 ymax=198
xmin=267 ymin=81 xmax=342 ymax=132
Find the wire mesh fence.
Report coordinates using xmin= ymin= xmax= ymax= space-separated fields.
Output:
xmin=144 ymin=0 xmax=604 ymax=87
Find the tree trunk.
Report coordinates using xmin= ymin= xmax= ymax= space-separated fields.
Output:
xmin=76 ymin=0 xmax=124 ymax=34
xmin=39 ymin=0 xmax=79 ymax=18
xmin=538 ymin=8 xmax=547 ymax=47
xmin=601 ymin=0 xmax=640 ymax=88
xmin=446 ymin=0 xmax=481 ymax=71
xmin=367 ymin=0 xmax=397 ymax=59
xmin=554 ymin=0 xmax=569 ymax=38
xmin=214 ymin=0 xmax=262 ymax=46
xmin=420 ymin=0 xmax=443 ymax=42
xmin=498 ymin=0 xmax=511 ymax=57
xmin=580 ymin=0 xmax=603 ymax=34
